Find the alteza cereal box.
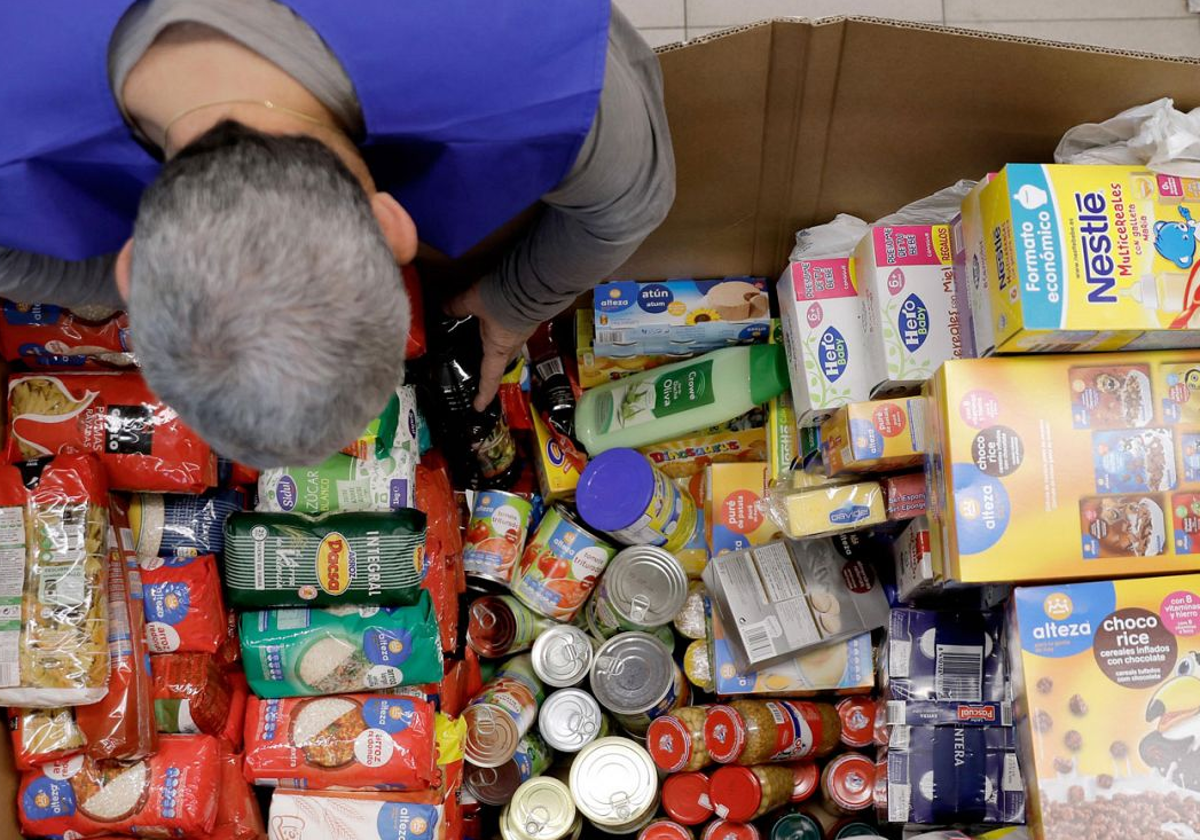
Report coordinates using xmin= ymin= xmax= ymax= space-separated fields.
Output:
xmin=855 ymin=224 xmax=967 ymax=395
xmin=926 ymin=351 xmax=1200 ymax=583
xmin=777 ymin=257 xmax=874 ymax=426
xmin=974 ymin=164 xmax=1200 ymax=353
xmin=1010 ymin=574 xmax=1200 ymax=840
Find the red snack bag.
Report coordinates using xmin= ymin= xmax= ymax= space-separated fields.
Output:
xmin=0 ymin=301 xmax=134 ymax=370
xmin=8 ymin=708 xmax=87 ymax=770
xmin=6 ymin=371 xmax=217 ymax=492
xmin=415 ymin=462 xmax=463 ymax=652
xmin=75 ymin=500 xmax=158 ymax=761
xmin=151 ymin=653 xmax=233 ymax=737
xmin=244 ymin=694 xmax=437 ymax=791
xmin=18 ymin=734 xmax=221 ymax=838
xmin=141 ymin=554 xmax=227 ymax=654
xmin=403 ymin=264 xmax=426 ymax=360
xmin=214 ymin=609 xmax=242 ymax=670
xmin=215 ymin=749 xmax=265 ymax=840
xmin=222 ymin=671 xmax=250 ymax=752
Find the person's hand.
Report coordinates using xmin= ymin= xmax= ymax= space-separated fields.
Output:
xmin=445 ymin=284 xmax=535 ymax=411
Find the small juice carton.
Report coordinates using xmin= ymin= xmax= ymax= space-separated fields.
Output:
xmin=854 ymin=223 xmax=966 ymax=396
xmin=704 ymin=462 xmax=783 ymax=556
xmin=819 ymin=397 xmax=927 ymax=477
xmin=776 ymin=257 xmax=874 ymax=426
xmin=977 ymin=164 xmax=1200 ymax=353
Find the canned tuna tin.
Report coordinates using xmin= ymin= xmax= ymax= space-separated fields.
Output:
xmin=586 ymin=546 xmax=689 ymax=639
xmin=502 ymin=807 xmax=583 ymax=840
xmin=507 ymin=776 xmax=577 ymax=840
xmin=463 ymin=490 xmax=533 ymax=584
xmin=569 ymin=737 xmax=659 ymax=834
xmin=591 ymin=632 xmax=689 ymax=736
xmin=531 ymin=624 xmax=595 ymax=688
xmin=538 ymin=688 xmax=608 ymax=753
xmin=510 ymin=506 xmax=616 ymax=621
xmin=463 ymin=731 xmax=554 ymax=806
xmin=464 ymin=654 xmax=545 ymax=767
xmin=576 ymin=448 xmax=698 ymax=552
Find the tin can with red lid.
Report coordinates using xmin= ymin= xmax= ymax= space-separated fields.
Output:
xmin=789 ymin=762 xmax=820 ymax=803
xmin=660 ymin=771 xmax=713 ymax=826
xmin=709 ymin=764 xmax=794 ymax=823
xmin=703 ymin=820 xmax=762 ymax=840
xmin=835 ymin=698 xmax=876 ymax=750
xmin=639 ymin=820 xmax=695 ymax=840
xmin=820 ymin=753 xmax=876 ymax=815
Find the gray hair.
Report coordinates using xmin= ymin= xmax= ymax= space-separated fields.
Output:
xmin=129 ymin=121 xmax=409 ymax=469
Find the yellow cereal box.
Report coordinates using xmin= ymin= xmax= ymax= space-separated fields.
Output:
xmin=819 ymin=397 xmax=927 ymax=477
xmin=975 ymin=164 xmax=1200 ymax=353
xmin=1011 ymin=574 xmax=1200 ymax=840
xmin=927 ymin=351 xmax=1200 ymax=583
xmin=529 ymin=406 xmax=582 ymax=503
xmin=705 ymin=462 xmax=783 ymax=556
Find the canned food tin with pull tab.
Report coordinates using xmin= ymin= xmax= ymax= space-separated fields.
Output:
xmin=586 ymin=546 xmax=689 ymax=639
xmin=531 ymin=624 xmax=596 ymax=688
xmin=538 ymin=688 xmax=609 ymax=753
xmin=463 ymin=731 xmax=554 ymax=806
xmin=569 ymin=736 xmax=659 ymax=834
xmin=506 ymin=776 xmax=578 ymax=840
xmin=463 ymin=654 xmax=545 ymax=767
xmin=591 ymin=632 xmax=689 ymax=736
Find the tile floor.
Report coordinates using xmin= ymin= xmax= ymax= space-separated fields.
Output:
xmin=619 ymin=0 xmax=1200 ymax=56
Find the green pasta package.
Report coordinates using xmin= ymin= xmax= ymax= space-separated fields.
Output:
xmin=223 ymin=509 xmax=427 ymax=609
xmin=239 ymin=593 xmax=443 ymax=698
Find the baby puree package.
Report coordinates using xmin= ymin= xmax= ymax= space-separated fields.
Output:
xmin=925 ymin=350 xmax=1200 ymax=583
xmin=855 ymin=224 xmax=966 ymax=395
xmin=1010 ymin=574 xmax=1200 ymax=840
xmin=777 ymin=257 xmax=874 ymax=426
xmin=820 ymin=397 xmax=927 ymax=477
xmin=972 ymin=164 xmax=1200 ymax=353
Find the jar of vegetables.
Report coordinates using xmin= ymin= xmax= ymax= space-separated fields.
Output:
xmin=709 ymin=764 xmax=795 ymax=822
xmin=703 ymin=700 xmax=841 ymax=765
xmin=647 ymin=705 xmax=712 ymax=772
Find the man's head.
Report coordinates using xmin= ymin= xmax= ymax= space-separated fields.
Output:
xmin=117 ymin=121 xmax=417 ymax=468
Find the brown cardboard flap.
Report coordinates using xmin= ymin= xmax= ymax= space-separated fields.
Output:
xmin=621 ymin=17 xmax=1200 ymax=281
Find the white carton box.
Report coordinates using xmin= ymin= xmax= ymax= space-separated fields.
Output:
xmin=958 ymin=175 xmax=996 ymax=357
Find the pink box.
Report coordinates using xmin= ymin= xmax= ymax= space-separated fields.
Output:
xmin=883 ymin=471 xmax=926 ymax=520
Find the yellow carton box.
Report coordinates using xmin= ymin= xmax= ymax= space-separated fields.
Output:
xmin=780 ymin=480 xmax=886 ymax=538
xmin=974 ymin=164 xmax=1200 ymax=353
xmin=705 ymin=462 xmax=783 ymax=556
xmin=927 ymin=351 xmax=1200 ymax=583
xmin=819 ymin=397 xmax=927 ymax=477
xmin=529 ymin=406 xmax=582 ymax=503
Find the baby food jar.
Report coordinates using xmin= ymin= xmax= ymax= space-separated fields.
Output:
xmin=591 ymin=632 xmax=689 ymax=736
xmin=710 ymin=764 xmax=796 ymax=823
xmin=820 ymin=753 xmax=876 ymax=815
xmin=704 ymin=700 xmax=842 ymax=765
xmin=640 ymin=820 xmax=695 ymax=840
xmin=569 ymin=737 xmax=659 ymax=834
xmin=576 ymin=448 xmax=698 ymax=553
xmin=586 ymin=546 xmax=690 ymax=639
xmin=660 ymin=771 xmax=714 ymax=826
xmin=647 ymin=705 xmax=713 ymax=773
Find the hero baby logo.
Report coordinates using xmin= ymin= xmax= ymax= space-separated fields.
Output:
xmin=818 ymin=326 xmax=849 ymax=383
xmin=1141 ymin=651 xmax=1200 ymax=792
xmin=1155 ymin=205 xmax=1200 ymax=270
xmin=898 ymin=294 xmax=930 ymax=352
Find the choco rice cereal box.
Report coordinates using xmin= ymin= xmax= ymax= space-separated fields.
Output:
xmin=926 ymin=350 xmax=1200 ymax=583
xmin=1010 ymin=574 xmax=1200 ymax=840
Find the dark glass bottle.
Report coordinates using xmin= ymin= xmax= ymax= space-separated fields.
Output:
xmin=527 ymin=321 xmax=578 ymax=441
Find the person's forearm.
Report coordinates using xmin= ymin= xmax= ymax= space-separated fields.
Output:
xmin=0 ymin=248 xmax=124 ymax=311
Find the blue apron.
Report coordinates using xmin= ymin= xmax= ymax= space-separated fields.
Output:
xmin=0 ymin=1 xmax=610 ymax=259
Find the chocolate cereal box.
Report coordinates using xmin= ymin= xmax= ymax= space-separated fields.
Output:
xmin=926 ymin=351 xmax=1200 ymax=583
xmin=1010 ymin=575 xmax=1200 ymax=840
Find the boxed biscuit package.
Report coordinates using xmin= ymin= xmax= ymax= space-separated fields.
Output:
xmin=973 ymin=164 xmax=1200 ymax=353
xmin=855 ymin=224 xmax=966 ymax=395
xmin=925 ymin=350 xmax=1200 ymax=583
xmin=1010 ymin=574 xmax=1200 ymax=840
xmin=820 ymin=397 xmax=927 ymax=477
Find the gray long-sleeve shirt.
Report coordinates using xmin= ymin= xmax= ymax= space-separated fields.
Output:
xmin=0 ymin=1 xmax=675 ymax=333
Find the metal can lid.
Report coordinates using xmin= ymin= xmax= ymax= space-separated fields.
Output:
xmin=770 ymin=814 xmax=823 ymax=840
xmin=464 ymin=759 xmax=524 ymax=806
xmin=703 ymin=819 xmax=762 ymax=840
xmin=539 ymin=688 xmax=603 ymax=753
xmin=646 ymin=714 xmax=693 ymax=773
xmin=836 ymin=697 xmax=877 ymax=749
xmin=789 ymin=762 xmax=820 ymax=804
xmin=823 ymin=753 xmax=876 ymax=812
xmin=568 ymin=736 xmax=658 ymax=827
xmin=463 ymin=702 xmax=522 ymax=767
xmin=591 ymin=632 xmax=675 ymax=715
xmin=709 ymin=766 xmax=764 ymax=823
xmin=604 ymin=546 xmax=689 ymax=627
xmin=532 ymin=625 xmax=594 ymax=687
xmin=833 ymin=822 xmax=881 ymax=838
xmin=510 ymin=776 xmax=577 ymax=840
xmin=660 ymin=771 xmax=713 ymax=826
xmin=639 ymin=820 xmax=694 ymax=840
xmin=702 ymin=704 xmax=746 ymax=764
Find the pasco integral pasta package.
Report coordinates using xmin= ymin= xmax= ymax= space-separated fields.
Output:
xmin=0 ymin=453 xmax=110 ymax=708
xmin=258 ymin=446 xmax=417 ymax=515
xmin=268 ymin=791 xmax=444 ymax=840
xmin=223 ymin=509 xmax=427 ymax=609
xmin=128 ymin=489 xmax=243 ymax=559
xmin=5 ymin=372 xmax=217 ymax=493
xmin=240 ymin=593 xmax=443 ymax=698
xmin=244 ymin=694 xmax=437 ymax=791
xmin=18 ymin=734 xmax=221 ymax=838
xmin=0 ymin=300 xmax=135 ymax=370
xmin=150 ymin=653 xmax=233 ymax=737
xmin=140 ymin=554 xmax=228 ymax=654
xmin=8 ymin=708 xmax=86 ymax=770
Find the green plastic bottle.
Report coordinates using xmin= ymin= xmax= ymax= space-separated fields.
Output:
xmin=574 ymin=344 xmax=790 ymax=454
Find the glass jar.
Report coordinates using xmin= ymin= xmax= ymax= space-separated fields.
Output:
xmin=647 ymin=705 xmax=712 ymax=772
xmin=704 ymin=700 xmax=841 ymax=765
xmin=710 ymin=764 xmax=795 ymax=822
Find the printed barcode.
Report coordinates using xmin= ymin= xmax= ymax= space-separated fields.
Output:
xmin=1001 ymin=702 xmax=1013 ymax=726
xmin=935 ymin=644 xmax=983 ymax=701
xmin=1002 ymin=753 xmax=1022 ymax=791
xmin=595 ymin=330 xmax=626 ymax=345
xmin=0 ymin=664 xmax=16 ymax=688
xmin=741 ymin=622 xmax=776 ymax=663
xmin=890 ymin=724 xmax=911 ymax=752
xmin=888 ymin=782 xmax=911 ymax=823
xmin=886 ymin=700 xmax=908 ymax=726
xmin=535 ymin=357 xmax=565 ymax=380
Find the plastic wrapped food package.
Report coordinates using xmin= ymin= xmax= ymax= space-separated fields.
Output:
xmin=214 ymin=749 xmax=265 ymax=840
xmin=268 ymin=791 xmax=445 ymax=840
xmin=6 ymin=372 xmax=217 ymax=493
xmin=141 ymin=554 xmax=228 ymax=654
xmin=8 ymin=707 xmax=86 ymax=770
xmin=0 ymin=301 xmax=134 ymax=370
xmin=150 ymin=653 xmax=233 ymax=736
xmin=415 ymin=462 xmax=464 ymax=653
xmin=0 ymin=453 xmax=110 ymax=707
xmin=128 ymin=489 xmax=243 ymax=559
xmin=257 ymin=446 xmax=417 ymax=514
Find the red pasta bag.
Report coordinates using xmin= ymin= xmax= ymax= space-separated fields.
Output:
xmin=0 ymin=301 xmax=134 ymax=370
xmin=214 ymin=749 xmax=265 ymax=840
xmin=18 ymin=734 xmax=221 ymax=838
xmin=141 ymin=554 xmax=227 ymax=654
xmin=244 ymin=694 xmax=437 ymax=791
xmin=75 ymin=496 xmax=158 ymax=761
xmin=222 ymin=671 xmax=250 ymax=752
xmin=151 ymin=653 xmax=233 ymax=737
xmin=8 ymin=708 xmax=87 ymax=770
xmin=415 ymin=462 xmax=462 ymax=652
xmin=6 ymin=371 xmax=217 ymax=492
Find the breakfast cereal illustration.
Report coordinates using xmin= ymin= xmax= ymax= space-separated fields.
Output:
xmin=1080 ymin=494 xmax=1168 ymax=558
xmin=1161 ymin=362 xmax=1200 ymax=424
xmin=1091 ymin=428 xmax=1177 ymax=493
xmin=1069 ymin=364 xmax=1155 ymax=429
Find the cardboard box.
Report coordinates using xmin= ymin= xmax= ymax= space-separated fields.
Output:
xmin=883 ymin=471 xmax=927 ymax=521
xmin=956 ymin=175 xmax=997 ymax=357
xmin=975 ymin=165 xmax=1200 ymax=354
xmin=592 ymin=277 xmax=770 ymax=357
xmin=575 ymin=309 xmax=677 ymax=389
xmin=705 ymin=461 xmax=783 ymax=555
xmin=820 ymin=397 xmax=927 ymax=476
xmin=855 ymin=224 xmax=966 ymax=395
xmin=529 ymin=406 xmax=584 ymax=504
xmin=1010 ymin=574 xmax=1200 ymax=840
xmin=926 ymin=351 xmax=1200 ymax=583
